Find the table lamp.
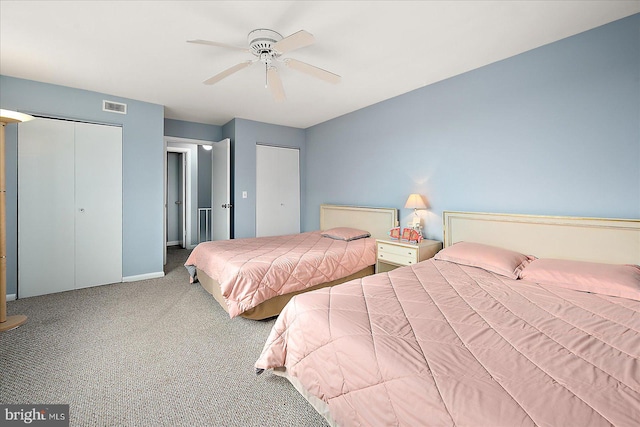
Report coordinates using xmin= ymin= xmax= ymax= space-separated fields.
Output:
xmin=404 ymin=193 xmax=427 ymax=230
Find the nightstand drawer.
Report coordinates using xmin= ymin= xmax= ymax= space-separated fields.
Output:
xmin=377 ymin=251 xmax=417 ymax=266
xmin=375 ymin=238 xmax=442 ymax=273
xmin=377 ymin=243 xmax=418 ymax=266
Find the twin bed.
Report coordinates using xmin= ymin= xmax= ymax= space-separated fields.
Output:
xmin=185 ymin=207 xmax=639 ymax=425
xmin=254 ymin=211 xmax=640 ymax=426
xmin=185 ymin=204 xmax=398 ymax=319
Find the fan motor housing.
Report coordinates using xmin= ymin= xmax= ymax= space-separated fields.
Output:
xmin=247 ymin=29 xmax=283 ymax=57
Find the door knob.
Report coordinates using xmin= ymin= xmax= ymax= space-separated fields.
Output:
xmin=79 ymin=208 xmax=85 ymax=212
xmin=175 ymin=201 xmax=182 ymax=205
xmin=221 ymin=203 xmax=233 ymax=209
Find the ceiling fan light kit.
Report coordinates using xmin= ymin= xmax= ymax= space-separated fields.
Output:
xmin=188 ymin=28 xmax=340 ymax=101
xmin=247 ymin=29 xmax=282 ymax=56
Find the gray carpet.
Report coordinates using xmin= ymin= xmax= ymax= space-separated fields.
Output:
xmin=0 ymin=246 xmax=328 ymax=426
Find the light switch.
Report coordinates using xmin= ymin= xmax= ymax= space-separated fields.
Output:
xmin=242 ymin=191 xmax=247 ymax=199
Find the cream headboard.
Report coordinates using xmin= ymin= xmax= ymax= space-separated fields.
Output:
xmin=320 ymin=204 xmax=398 ymax=240
xmin=443 ymin=211 xmax=640 ymax=265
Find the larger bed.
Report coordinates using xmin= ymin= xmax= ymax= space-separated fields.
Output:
xmin=185 ymin=204 xmax=397 ymax=319
xmin=255 ymin=211 xmax=640 ymax=426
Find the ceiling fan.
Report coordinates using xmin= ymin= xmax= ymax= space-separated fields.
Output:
xmin=188 ymin=29 xmax=341 ymax=101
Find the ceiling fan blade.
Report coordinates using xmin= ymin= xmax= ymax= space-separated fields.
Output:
xmin=203 ymin=61 xmax=253 ymax=85
xmin=267 ymin=66 xmax=286 ymax=102
xmin=284 ymin=59 xmax=341 ymax=84
xmin=272 ymin=30 xmax=315 ymax=54
xmin=187 ymin=39 xmax=249 ymax=52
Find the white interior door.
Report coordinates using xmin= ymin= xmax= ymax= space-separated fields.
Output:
xmin=256 ymin=145 xmax=300 ymax=237
xmin=18 ymin=118 xmax=122 ymax=297
xmin=180 ymin=154 xmax=186 ymax=246
xmin=74 ymin=122 xmax=122 ymax=289
xmin=166 ymin=152 xmax=184 ymax=246
xmin=211 ymin=138 xmax=231 ymax=240
xmin=18 ymin=118 xmax=76 ymax=297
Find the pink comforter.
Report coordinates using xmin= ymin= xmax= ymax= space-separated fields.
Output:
xmin=184 ymin=231 xmax=376 ymax=318
xmin=256 ymin=259 xmax=640 ymax=426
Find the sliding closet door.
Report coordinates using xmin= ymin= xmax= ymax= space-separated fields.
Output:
xmin=256 ymin=145 xmax=300 ymax=237
xmin=74 ymin=122 xmax=122 ymax=289
xmin=18 ymin=119 xmax=76 ymax=297
xmin=18 ymin=118 xmax=122 ymax=297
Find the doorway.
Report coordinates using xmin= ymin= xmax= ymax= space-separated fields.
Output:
xmin=163 ymin=136 xmax=232 ymax=264
xmin=164 ymin=144 xmax=192 ymax=266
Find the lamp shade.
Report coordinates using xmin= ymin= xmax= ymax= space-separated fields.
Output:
xmin=404 ymin=194 xmax=427 ymax=210
xmin=0 ymin=109 xmax=34 ymax=124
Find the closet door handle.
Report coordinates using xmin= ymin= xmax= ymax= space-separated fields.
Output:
xmin=79 ymin=208 xmax=85 ymax=213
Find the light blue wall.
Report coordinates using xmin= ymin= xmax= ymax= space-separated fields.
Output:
xmin=1 ymin=75 xmax=165 ymax=295
xmin=197 ymin=145 xmax=213 ymax=210
xmin=164 ymin=118 xmax=222 ymax=142
xmin=227 ymin=118 xmax=306 ymax=238
xmin=305 ymin=14 xmax=640 ymax=240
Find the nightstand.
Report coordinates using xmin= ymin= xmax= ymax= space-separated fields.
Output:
xmin=376 ymin=238 xmax=443 ymax=273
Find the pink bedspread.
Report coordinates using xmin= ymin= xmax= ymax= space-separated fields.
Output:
xmin=256 ymin=259 xmax=640 ymax=426
xmin=184 ymin=231 xmax=376 ymax=318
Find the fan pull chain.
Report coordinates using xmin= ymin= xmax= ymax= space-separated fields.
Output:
xmin=265 ymin=63 xmax=268 ymax=88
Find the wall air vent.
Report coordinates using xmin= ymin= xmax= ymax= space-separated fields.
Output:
xmin=102 ymin=100 xmax=127 ymax=114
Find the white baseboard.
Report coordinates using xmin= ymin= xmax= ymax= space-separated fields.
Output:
xmin=122 ymin=271 xmax=165 ymax=282
xmin=166 ymin=241 xmax=181 ymax=246
xmin=6 ymin=294 xmax=17 ymax=301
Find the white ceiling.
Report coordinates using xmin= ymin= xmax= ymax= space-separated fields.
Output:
xmin=1 ymin=1 xmax=639 ymax=129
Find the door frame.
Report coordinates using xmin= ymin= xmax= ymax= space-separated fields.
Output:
xmin=163 ymin=136 xmax=213 ymax=264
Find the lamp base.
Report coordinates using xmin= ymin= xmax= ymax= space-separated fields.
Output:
xmin=410 ymin=215 xmax=421 ymax=229
xmin=0 ymin=314 xmax=27 ymax=332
